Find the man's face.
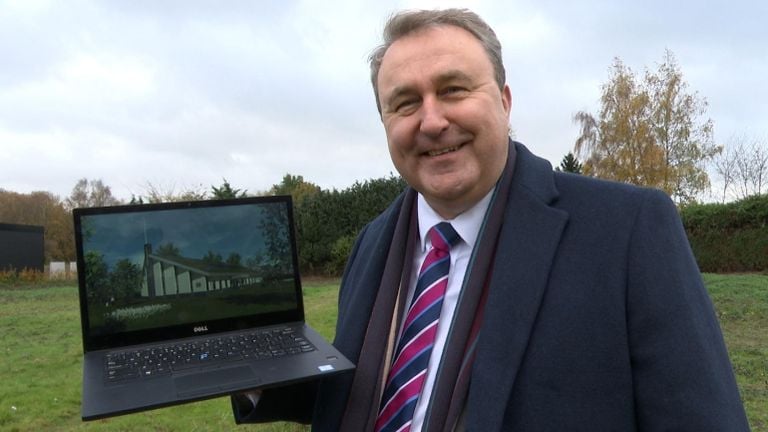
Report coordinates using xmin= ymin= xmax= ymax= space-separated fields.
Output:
xmin=377 ymin=25 xmax=512 ymax=219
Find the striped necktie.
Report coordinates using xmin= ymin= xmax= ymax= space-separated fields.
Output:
xmin=375 ymin=222 xmax=460 ymax=432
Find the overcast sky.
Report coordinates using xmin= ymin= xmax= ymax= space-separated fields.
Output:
xmin=1 ymin=0 xmax=766 ymax=202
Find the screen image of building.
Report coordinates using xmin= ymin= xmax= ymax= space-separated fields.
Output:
xmin=141 ymin=244 xmax=261 ymax=297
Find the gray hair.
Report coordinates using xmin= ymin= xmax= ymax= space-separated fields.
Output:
xmin=368 ymin=8 xmax=506 ymax=113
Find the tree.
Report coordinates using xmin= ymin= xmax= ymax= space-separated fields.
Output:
xmin=574 ymin=51 xmax=719 ymax=204
xmin=202 ymin=250 xmax=224 ymax=264
xmin=156 ymin=242 xmax=181 ymax=257
xmin=65 ymin=178 xmax=121 ymax=209
xmin=712 ymin=140 xmax=739 ymax=203
xmin=574 ymin=59 xmax=655 ymax=185
xmin=258 ymin=203 xmax=293 ymax=277
xmin=109 ymin=259 xmax=142 ymax=301
xmin=556 ymin=152 xmax=583 ymax=174
xmin=646 ymin=50 xmax=719 ymax=204
xmin=210 ymin=178 xmax=247 ymax=199
xmin=43 ymin=195 xmax=75 ymax=261
xmin=269 ymin=174 xmax=322 ymax=205
xmin=129 ymin=195 xmax=145 ymax=205
xmin=138 ymin=181 xmax=208 ymax=203
xmin=84 ymin=250 xmax=109 ymax=302
xmin=225 ymin=253 xmax=243 ymax=267
xmin=712 ymin=135 xmax=768 ymax=202
xmin=0 ymin=189 xmax=75 ymax=261
xmin=728 ymin=135 xmax=768 ymax=200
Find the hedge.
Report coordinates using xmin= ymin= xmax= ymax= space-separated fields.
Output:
xmin=681 ymin=194 xmax=768 ymax=273
xmin=295 ymin=175 xmax=408 ymax=276
xmin=291 ymin=176 xmax=767 ymax=275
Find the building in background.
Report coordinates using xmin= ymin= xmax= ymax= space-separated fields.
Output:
xmin=0 ymin=223 xmax=45 ymax=272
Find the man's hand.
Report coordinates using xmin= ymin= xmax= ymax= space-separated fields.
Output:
xmin=233 ymin=390 xmax=262 ymax=414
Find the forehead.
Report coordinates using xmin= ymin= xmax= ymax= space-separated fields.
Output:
xmin=377 ymin=25 xmax=493 ymax=91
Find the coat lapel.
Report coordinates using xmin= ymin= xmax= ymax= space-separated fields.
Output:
xmin=466 ymin=143 xmax=569 ymax=431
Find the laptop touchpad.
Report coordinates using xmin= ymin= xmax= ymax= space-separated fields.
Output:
xmin=174 ymin=366 xmax=261 ymax=397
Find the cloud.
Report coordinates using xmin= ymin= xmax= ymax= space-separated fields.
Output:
xmin=1 ymin=0 xmax=766 ymax=202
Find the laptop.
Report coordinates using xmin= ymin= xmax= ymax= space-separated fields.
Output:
xmin=73 ymin=195 xmax=354 ymax=421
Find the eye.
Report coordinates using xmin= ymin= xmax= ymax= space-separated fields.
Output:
xmin=394 ymin=98 xmax=419 ymax=114
xmin=441 ymin=86 xmax=468 ymax=97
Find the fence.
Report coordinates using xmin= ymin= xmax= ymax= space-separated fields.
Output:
xmin=45 ymin=261 xmax=78 ymax=280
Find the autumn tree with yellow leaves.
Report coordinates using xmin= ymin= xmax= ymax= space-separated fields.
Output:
xmin=573 ymin=50 xmax=720 ymax=204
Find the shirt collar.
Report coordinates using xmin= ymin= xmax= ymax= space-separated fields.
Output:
xmin=416 ymin=189 xmax=495 ymax=253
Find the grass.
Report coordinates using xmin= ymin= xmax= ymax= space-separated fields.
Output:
xmin=704 ymin=273 xmax=768 ymax=430
xmin=0 ymin=281 xmax=334 ymax=432
xmin=0 ymin=274 xmax=766 ymax=431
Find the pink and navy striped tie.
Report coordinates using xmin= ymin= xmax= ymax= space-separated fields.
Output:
xmin=375 ymin=222 xmax=460 ymax=432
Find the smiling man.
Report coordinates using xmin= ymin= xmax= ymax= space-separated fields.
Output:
xmin=233 ymin=9 xmax=748 ymax=431
xmin=377 ymin=24 xmax=511 ymax=220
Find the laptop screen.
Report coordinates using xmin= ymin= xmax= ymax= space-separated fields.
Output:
xmin=73 ymin=196 xmax=304 ymax=352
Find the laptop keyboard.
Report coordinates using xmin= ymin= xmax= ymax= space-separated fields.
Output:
xmin=104 ymin=326 xmax=316 ymax=383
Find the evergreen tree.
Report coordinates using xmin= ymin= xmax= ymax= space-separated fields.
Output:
xmin=210 ymin=178 xmax=247 ymax=199
xmin=557 ymin=152 xmax=583 ymax=174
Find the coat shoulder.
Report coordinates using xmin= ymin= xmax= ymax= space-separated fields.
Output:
xmin=552 ymin=171 xmax=674 ymax=216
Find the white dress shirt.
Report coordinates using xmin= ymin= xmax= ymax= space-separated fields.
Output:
xmin=407 ymin=191 xmax=493 ymax=431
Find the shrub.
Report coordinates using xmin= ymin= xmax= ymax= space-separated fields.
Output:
xmin=682 ymin=194 xmax=768 ymax=272
xmin=295 ymin=175 xmax=406 ymax=276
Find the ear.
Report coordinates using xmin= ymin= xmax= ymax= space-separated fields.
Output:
xmin=502 ymin=84 xmax=512 ymax=116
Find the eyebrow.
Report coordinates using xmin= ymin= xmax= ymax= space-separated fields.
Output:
xmin=433 ymin=69 xmax=473 ymax=86
xmin=383 ymin=69 xmax=475 ymax=110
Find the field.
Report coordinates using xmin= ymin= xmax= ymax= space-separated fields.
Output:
xmin=705 ymin=273 xmax=768 ymax=430
xmin=0 ymin=274 xmax=766 ymax=431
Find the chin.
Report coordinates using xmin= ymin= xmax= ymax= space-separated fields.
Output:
xmin=424 ymin=183 xmax=471 ymax=204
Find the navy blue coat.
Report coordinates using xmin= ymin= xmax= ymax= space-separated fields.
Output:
xmin=237 ymin=142 xmax=749 ymax=431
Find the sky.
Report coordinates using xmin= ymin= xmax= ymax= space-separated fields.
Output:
xmin=1 ymin=0 xmax=766 ymax=202
xmin=82 ymin=202 xmax=280 ymax=268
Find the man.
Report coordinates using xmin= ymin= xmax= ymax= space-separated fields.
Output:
xmin=233 ymin=8 xmax=749 ymax=431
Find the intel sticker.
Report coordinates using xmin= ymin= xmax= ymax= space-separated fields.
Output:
xmin=318 ymin=365 xmax=335 ymax=372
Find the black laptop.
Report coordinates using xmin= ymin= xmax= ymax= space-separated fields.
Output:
xmin=73 ymin=195 xmax=354 ymax=421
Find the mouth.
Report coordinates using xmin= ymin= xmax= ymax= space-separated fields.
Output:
xmin=426 ymin=144 xmax=462 ymax=157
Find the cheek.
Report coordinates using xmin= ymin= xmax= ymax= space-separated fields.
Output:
xmin=385 ymin=120 xmax=415 ymax=154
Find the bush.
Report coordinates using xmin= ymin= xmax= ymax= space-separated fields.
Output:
xmin=326 ymin=234 xmax=357 ymax=276
xmin=682 ymin=194 xmax=768 ymax=272
xmin=295 ymin=175 xmax=406 ymax=276
xmin=0 ymin=269 xmax=47 ymax=287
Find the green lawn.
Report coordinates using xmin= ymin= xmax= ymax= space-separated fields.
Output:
xmin=0 ymin=274 xmax=766 ymax=431
xmin=705 ymin=273 xmax=768 ymax=430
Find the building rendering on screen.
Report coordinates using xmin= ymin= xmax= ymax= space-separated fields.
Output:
xmin=141 ymin=244 xmax=261 ymax=298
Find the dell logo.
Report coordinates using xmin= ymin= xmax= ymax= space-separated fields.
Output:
xmin=193 ymin=325 xmax=209 ymax=333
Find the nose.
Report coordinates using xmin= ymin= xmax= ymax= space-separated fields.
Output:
xmin=419 ymin=96 xmax=449 ymax=137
